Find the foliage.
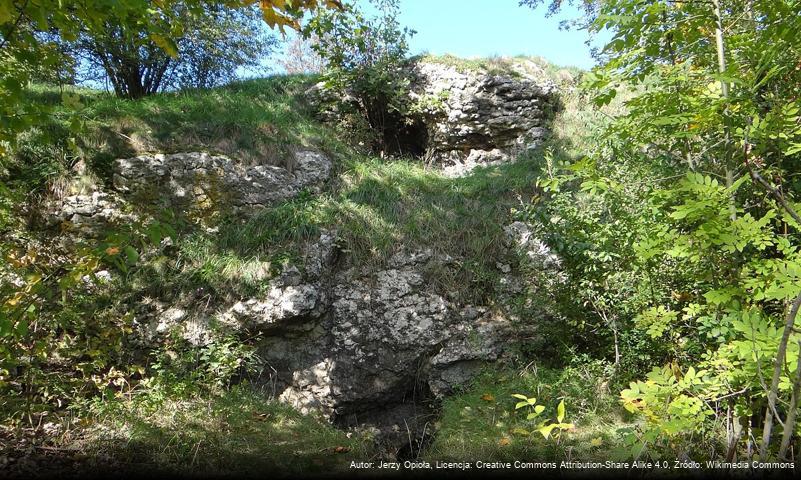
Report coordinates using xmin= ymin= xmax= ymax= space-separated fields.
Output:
xmin=37 ymin=384 xmax=367 ymax=476
xmin=518 ymin=0 xmax=601 ymax=30
xmin=424 ymin=362 xmax=629 ymax=462
xmin=512 ymin=394 xmax=574 ymax=440
xmin=0 ymin=219 xmax=178 ymax=418
xmin=524 ymin=148 xmax=676 ymax=374
xmin=0 ymin=0 xmax=338 ymax=156
xmin=305 ymin=0 xmax=416 ymax=153
xmin=526 ymin=0 xmax=801 ymax=461
xmin=62 ymin=2 xmax=278 ymax=97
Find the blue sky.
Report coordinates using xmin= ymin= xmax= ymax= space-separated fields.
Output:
xmin=267 ymin=1 xmax=610 ymax=76
xmin=371 ymin=0 xmax=605 ymax=69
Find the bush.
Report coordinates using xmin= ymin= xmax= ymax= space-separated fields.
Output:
xmin=305 ymin=0 xmax=415 ymax=154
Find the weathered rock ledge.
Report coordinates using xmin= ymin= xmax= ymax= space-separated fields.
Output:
xmin=113 ymin=150 xmax=331 ymax=209
xmin=46 ymin=149 xmax=332 ymax=234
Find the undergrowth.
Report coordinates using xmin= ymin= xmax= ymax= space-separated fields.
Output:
xmin=425 ymin=361 xmax=638 ymax=463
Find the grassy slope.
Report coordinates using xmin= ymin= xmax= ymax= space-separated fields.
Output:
xmin=2 ymin=59 xmax=636 ymax=470
xmin=71 ymin=385 xmax=369 ymax=476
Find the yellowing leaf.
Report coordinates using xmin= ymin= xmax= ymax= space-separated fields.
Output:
xmin=150 ymin=34 xmax=178 ymax=58
xmin=5 ymin=292 xmax=24 ymax=307
xmin=480 ymin=393 xmax=495 ymax=402
xmin=591 ymin=437 xmax=603 ymax=447
xmin=539 ymin=423 xmax=558 ymax=439
xmin=498 ymin=437 xmax=511 ymax=446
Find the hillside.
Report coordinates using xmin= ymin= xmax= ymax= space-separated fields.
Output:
xmin=0 ymin=55 xmax=641 ymax=476
xmin=4 ymin=0 xmax=801 ymax=476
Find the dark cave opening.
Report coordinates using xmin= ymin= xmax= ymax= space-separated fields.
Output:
xmin=383 ymin=114 xmax=430 ymax=158
xmin=332 ymin=372 xmax=440 ymax=460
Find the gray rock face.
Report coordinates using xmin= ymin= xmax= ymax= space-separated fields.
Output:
xmin=47 ymin=150 xmax=332 ymax=234
xmin=176 ymin=239 xmax=522 ymax=432
xmin=123 ymin=226 xmax=553 ymax=449
xmin=220 ymin=266 xmax=326 ymax=333
xmin=231 ymin=248 xmax=518 ymax=430
xmin=504 ymin=220 xmax=562 ymax=269
xmin=113 ymin=150 xmax=331 ymax=212
xmin=410 ymin=62 xmax=558 ymax=176
xmin=46 ymin=191 xmax=135 ymax=236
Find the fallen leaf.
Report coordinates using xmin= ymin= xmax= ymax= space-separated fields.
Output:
xmin=498 ymin=437 xmax=511 ymax=446
xmin=333 ymin=446 xmax=350 ymax=453
xmin=480 ymin=393 xmax=495 ymax=402
xmin=105 ymin=247 xmax=120 ymax=256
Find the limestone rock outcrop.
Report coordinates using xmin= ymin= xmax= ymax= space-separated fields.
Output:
xmin=46 ymin=150 xmax=332 ymax=234
xmin=121 ymin=223 xmax=556 ymax=447
xmin=113 ymin=150 xmax=331 ymax=212
xmin=46 ymin=191 xmax=135 ymax=236
xmin=410 ymin=61 xmax=558 ymax=176
xmin=206 ymin=231 xmax=552 ymax=432
xmin=307 ymin=57 xmax=559 ymax=176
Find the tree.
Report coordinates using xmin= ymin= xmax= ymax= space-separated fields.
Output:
xmin=279 ymin=33 xmax=325 ymax=74
xmin=66 ymin=3 xmax=277 ymax=97
xmin=0 ymin=0 xmax=341 ymax=155
xmin=518 ymin=0 xmax=601 ymax=29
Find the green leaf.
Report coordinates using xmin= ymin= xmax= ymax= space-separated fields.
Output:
xmin=0 ymin=314 xmax=12 ymax=337
xmin=785 ymin=143 xmax=801 ymax=156
xmin=123 ymin=246 xmax=139 ymax=265
xmin=0 ymin=1 xmax=13 ymax=24
xmin=15 ymin=318 xmax=28 ymax=336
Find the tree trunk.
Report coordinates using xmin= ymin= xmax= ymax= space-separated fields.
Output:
xmin=760 ymin=291 xmax=801 ymax=460
xmin=778 ymin=340 xmax=801 ymax=460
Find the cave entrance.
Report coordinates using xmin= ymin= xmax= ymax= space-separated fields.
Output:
xmin=383 ymin=114 xmax=430 ymax=158
xmin=331 ymin=370 xmax=439 ymax=460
